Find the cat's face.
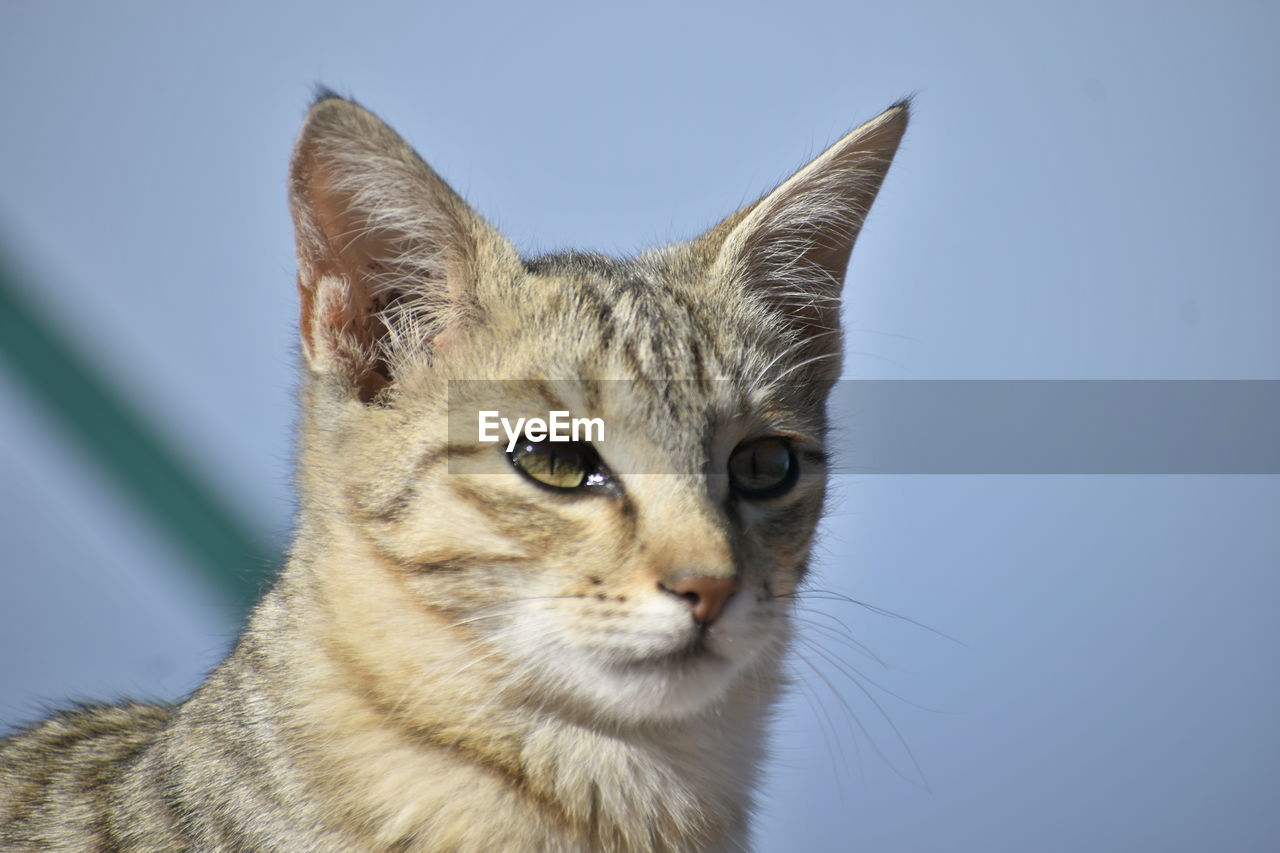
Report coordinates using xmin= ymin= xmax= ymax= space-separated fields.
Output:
xmin=288 ymin=95 xmax=905 ymax=724
xmin=331 ymin=254 xmax=830 ymax=721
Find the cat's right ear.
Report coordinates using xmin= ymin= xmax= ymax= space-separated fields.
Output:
xmin=696 ymin=102 xmax=909 ymax=384
xmin=289 ymin=93 xmax=520 ymax=401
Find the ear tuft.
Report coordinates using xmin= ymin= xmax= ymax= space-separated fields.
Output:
xmin=309 ymin=84 xmax=348 ymax=108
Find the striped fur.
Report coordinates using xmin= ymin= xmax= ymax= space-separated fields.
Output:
xmin=1 ymin=93 xmax=907 ymax=851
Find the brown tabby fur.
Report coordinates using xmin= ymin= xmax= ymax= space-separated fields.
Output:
xmin=0 ymin=92 xmax=907 ymax=851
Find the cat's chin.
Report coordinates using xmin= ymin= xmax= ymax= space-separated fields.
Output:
xmin=547 ymin=624 xmax=784 ymax=723
xmin=578 ymin=645 xmax=749 ymax=722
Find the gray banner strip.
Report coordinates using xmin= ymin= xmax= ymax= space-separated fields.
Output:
xmin=829 ymin=381 xmax=1279 ymax=474
xmin=447 ymin=380 xmax=1279 ymax=475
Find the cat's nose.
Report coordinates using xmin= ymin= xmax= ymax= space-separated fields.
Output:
xmin=659 ymin=575 xmax=739 ymax=625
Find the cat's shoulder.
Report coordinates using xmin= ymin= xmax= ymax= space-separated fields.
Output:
xmin=1 ymin=700 xmax=171 ymax=805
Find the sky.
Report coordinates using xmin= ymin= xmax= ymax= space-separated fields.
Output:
xmin=1 ymin=1 xmax=1277 ymax=850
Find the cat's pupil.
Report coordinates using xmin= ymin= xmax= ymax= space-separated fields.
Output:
xmin=727 ymin=438 xmax=796 ymax=498
xmin=510 ymin=442 xmax=596 ymax=490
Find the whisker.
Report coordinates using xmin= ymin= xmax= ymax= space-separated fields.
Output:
xmin=790 ymin=612 xmax=888 ymax=669
xmin=791 ymin=649 xmax=880 ymax=776
xmin=787 ymin=659 xmax=853 ymax=780
xmin=799 ymin=639 xmax=932 ymax=791
xmin=780 ymin=588 xmax=965 ymax=646
xmin=795 ymin=635 xmax=953 ymax=716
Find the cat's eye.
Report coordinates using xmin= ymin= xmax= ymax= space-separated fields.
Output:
xmin=509 ymin=441 xmax=608 ymax=491
xmin=727 ymin=438 xmax=797 ymax=499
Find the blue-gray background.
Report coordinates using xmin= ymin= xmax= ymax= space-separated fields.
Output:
xmin=1 ymin=1 xmax=1276 ymax=850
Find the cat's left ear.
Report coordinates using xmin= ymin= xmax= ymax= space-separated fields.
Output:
xmin=701 ymin=101 xmax=909 ymax=377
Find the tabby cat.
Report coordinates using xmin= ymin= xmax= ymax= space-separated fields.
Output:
xmin=0 ymin=92 xmax=907 ymax=851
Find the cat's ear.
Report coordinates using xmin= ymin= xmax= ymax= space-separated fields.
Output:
xmin=289 ymin=92 xmax=520 ymax=401
xmin=701 ymin=101 xmax=908 ymax=379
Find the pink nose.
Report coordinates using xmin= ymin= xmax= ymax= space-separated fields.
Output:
xmin=659 ymin=575 xmax=739 ymax=625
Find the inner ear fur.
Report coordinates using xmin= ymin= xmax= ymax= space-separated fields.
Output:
xmin=289 ymin=94 xmax=518 ymax=402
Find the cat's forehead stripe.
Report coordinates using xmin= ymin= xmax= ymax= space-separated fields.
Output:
xmin=518 ymin=250 xmax=777 ymax=394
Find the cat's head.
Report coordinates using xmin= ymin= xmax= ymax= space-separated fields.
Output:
xmin=287 ymin=94 xmax=906 ymax=724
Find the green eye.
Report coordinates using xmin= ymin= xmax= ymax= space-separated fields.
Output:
xmin=509 ymin=442 xmax=606 ymax=491
xmin=728 ymin=438 xmax=797 ymax=499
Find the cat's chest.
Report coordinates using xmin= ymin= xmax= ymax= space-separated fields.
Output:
xmin=297 ymin=695 xmax=757 ymax=852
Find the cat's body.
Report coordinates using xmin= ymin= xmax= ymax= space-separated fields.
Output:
xmin=1 ymin=94 xmax=906 ymax=851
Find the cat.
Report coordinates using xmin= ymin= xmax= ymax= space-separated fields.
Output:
xmin=0 ymin=91 xmax=907 ymax=851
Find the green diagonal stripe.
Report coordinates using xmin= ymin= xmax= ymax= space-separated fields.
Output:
xmin=0 ymin=252 xmax=272 ymax=618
